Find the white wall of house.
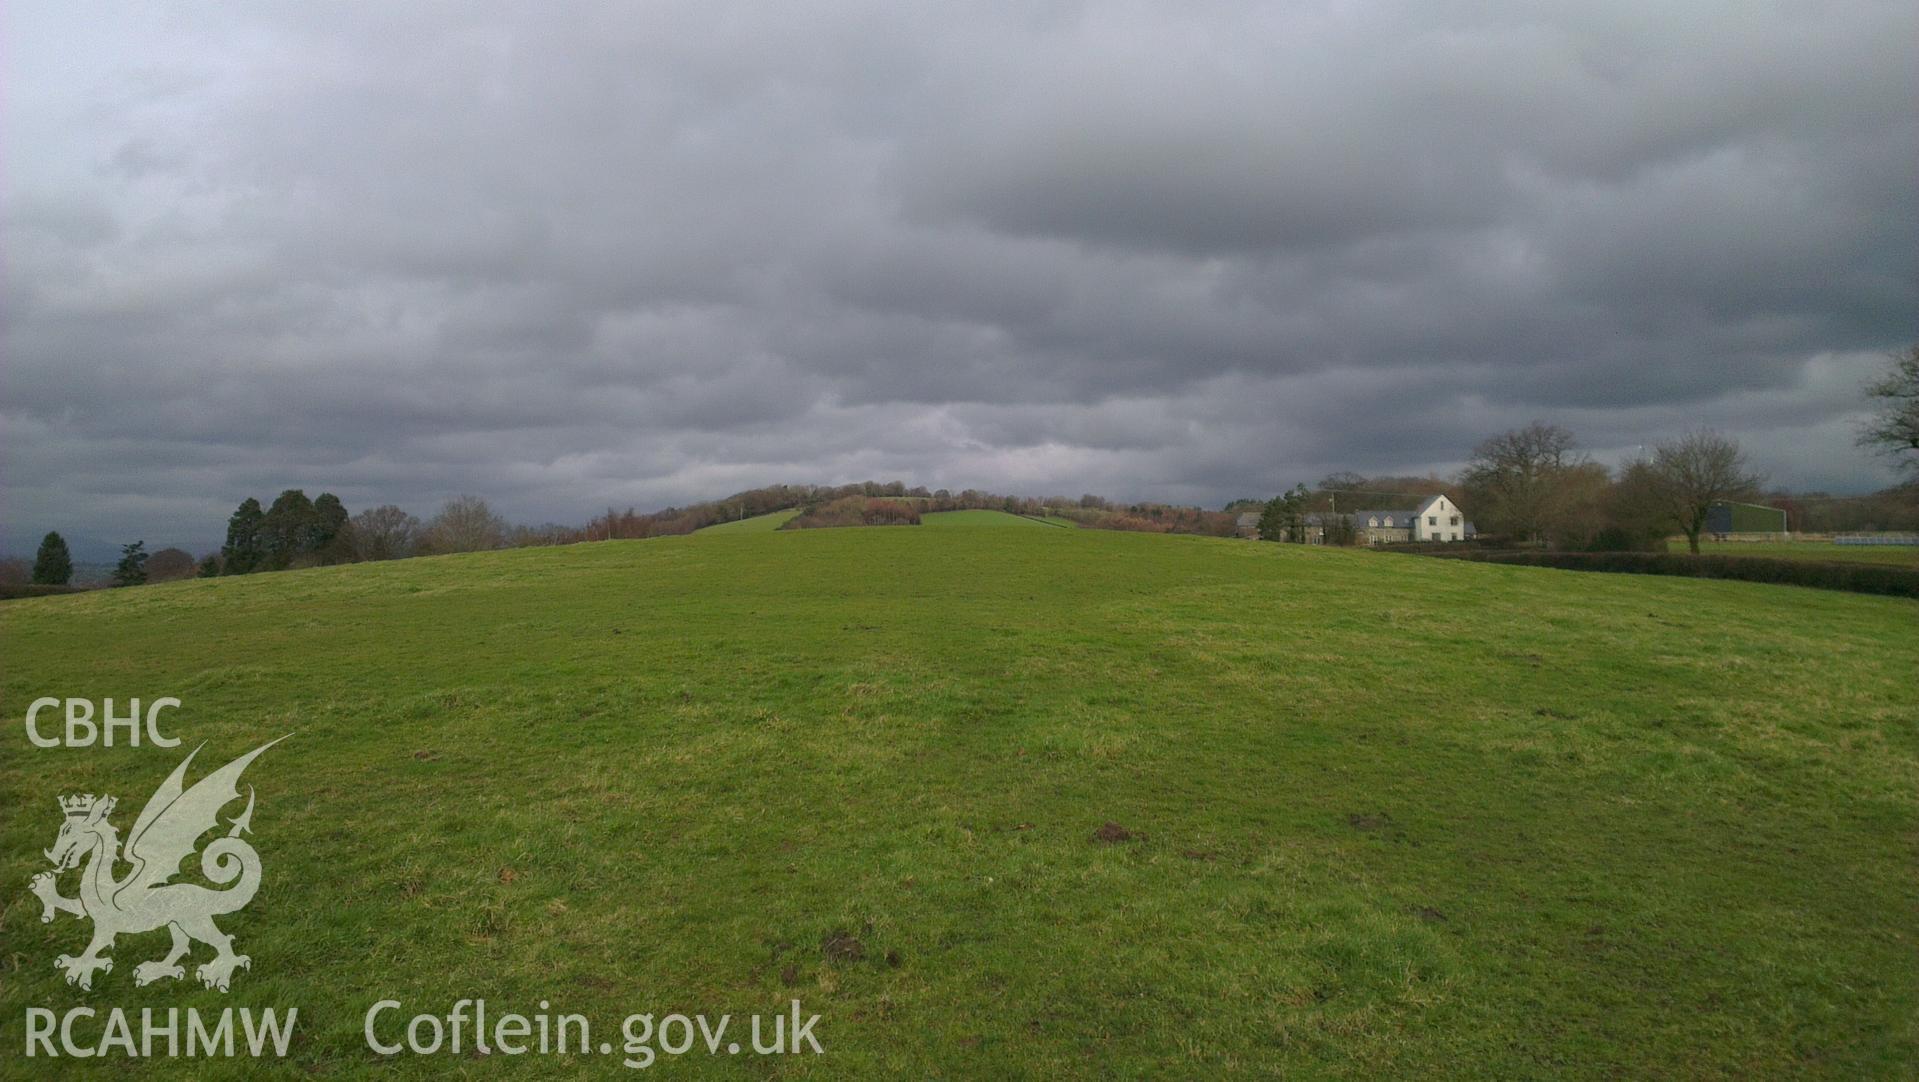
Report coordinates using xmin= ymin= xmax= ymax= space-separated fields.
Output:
xmin=1412 ymin=496 xmax=1466 ymax=542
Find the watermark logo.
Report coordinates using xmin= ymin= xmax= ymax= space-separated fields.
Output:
xmin=30 ymin=737 xmax=286 ymax=992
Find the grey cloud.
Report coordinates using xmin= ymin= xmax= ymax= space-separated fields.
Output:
xmin=3 ymin=1 xmax=1915 ymax=551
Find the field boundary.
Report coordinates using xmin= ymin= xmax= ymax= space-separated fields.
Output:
xmin=1395 ymin=549 xmax=1919 ymax=598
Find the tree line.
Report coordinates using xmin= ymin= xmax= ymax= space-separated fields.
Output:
xmin=4 ymin=492 xmax=523 ymax=589
xmin=210 ymin=491 xmax=529 ymax=575
xmin=1458 ymin=425 xmax=1762 ymax=553
xmin=1249 ymin=422 xmax=1916 ymax=553
xmin=1249 ymin=425 xmax=1767 ymax=552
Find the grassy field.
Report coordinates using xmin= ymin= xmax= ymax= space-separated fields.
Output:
xmin=1668 ymin=539 xmax=1919 ymax=566
xmin=1 ymin=529 xmax=1914 ymax=1077
xmin=919 ymin=510 xmax=1056 ymax=529
xmin=694 ymin=509 xmax=801 ymax=533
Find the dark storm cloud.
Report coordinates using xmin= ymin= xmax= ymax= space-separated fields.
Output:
xmin=4 ymin=1 xmax=1915 ymax=549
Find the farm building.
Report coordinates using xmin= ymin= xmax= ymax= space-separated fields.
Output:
xmin=1348 ymin=509 xmax=1414 ymax=544
xmin=1705 ymin=501 xmax=1786 ymax=537
xmin=1241 ymin=494 xmax=1471 ymax=544
xmin=1353 ymin=494 xmax=1472 ymax=545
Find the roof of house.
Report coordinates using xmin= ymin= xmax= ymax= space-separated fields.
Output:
xmin=1413 ymin=493 xmax=1449 ymax=514
xmin=1235 ymin=511 xmax=1260 ymax=527
xmin=1348 ymin=509 xmax=1415 ymax=527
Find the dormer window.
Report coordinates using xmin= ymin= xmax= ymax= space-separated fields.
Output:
xmin=1368 ymin=517 xmax=1378 ymax=528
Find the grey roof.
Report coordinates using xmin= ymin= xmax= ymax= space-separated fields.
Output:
xmin=1235 ymin=511 xmax=1260 ymax=527
xmin=1348 ymin=509 xmax=1416 ymax=528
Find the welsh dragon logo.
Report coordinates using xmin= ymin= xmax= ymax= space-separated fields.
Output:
xmin=30 ymin=737 xmax=285 ymax=992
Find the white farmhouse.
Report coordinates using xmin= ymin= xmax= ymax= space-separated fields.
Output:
xmin=1237 ymin=493 xmax=1474 ymax=544
xmin=1409 ymin=494 xmax=1467 ymax=541
xmin=1351 ymin=495 xmax=1471 ymax=545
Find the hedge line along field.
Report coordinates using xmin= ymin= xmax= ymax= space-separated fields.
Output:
xmin=1673 ymin=539 xmax=1919 ymax=567
xmin=1 ymin=527 xmax=1914 ymax=1078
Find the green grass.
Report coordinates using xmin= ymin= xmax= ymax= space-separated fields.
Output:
xmin=1667 ymin=539 xmax=1919 ymax=566
xmin=694 ymin=508 xmax=801 ymax=533
xmin=2 ymin=530 xmax=1914 ymax=1078
xmin=918 ymin=510 xmax=1056 ymax=528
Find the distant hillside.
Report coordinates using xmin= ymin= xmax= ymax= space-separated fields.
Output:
xmin=0 ymin=533 xmax=210 ymax=565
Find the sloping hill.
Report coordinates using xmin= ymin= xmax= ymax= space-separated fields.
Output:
xmin=2 ymin=529 xmax=1913 ymax=1076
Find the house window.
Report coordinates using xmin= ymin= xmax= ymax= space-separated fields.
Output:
xmin=1450 ymin=515 xmax=1459 ymax=525
xmin=1428 ymin=516 xmax=1437 ymax=526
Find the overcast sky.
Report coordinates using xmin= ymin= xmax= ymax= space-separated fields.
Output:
xmin=6 ymin=1 xmax=1915 ymax=552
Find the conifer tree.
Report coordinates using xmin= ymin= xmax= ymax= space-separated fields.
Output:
xmin=111 ymin=540 xmax=149 ymax=587
xmin=222 ymin=497 xmax=265 ymax=574
xmin=259 ymin=489 xmax=317 ymax=570
xmin=32 ymin=531 xmax=73 ymax=585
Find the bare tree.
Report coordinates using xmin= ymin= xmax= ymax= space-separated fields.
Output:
xmin=1460 ymin=422 xmax=1585 ymax=544
xmin=1649 ymin=430 xmax=1763 ymax=554
xmin=348 ymin=504 xmax=422 ymax=561
xmin=1545 ymin=460 xmax=1615 ymax=549
xmin=145 ymin=547 xmax=199 ymax=581
xmin=1599 ymin=458 xmax=1670 ymax=550
xmin=1315 ymin=471 xmax=1367 ymax=494
xmin=421 ymin=495 xmax=507 ymax=554
xmin=1859 ymin=343 xmax=1919 ymax=469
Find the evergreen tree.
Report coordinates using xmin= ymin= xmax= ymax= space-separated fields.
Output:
xmin=1256 ymin=484 xmax=1311 ymax=542
xmin=259 ymin=489 xmax=317 ymax=570
xmin=222 ymin=497 xmax=265 ymax=574
xmin=32 ymin=531 xmax=73 ymax=585
xmin=198 ymin=554 xmax=222 ymax=578
xmin=111 ymin=541 xmax=149 ymax=587
xmin=1280 ymin=484 xmax=1311 ymax=543
xmin=312 ymin=492 xmax=350 ymax=562
xmin=1256 ymin=496 xmax=1288 ymax=542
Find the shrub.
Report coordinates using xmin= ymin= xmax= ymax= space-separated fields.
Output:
xmin=783 ymin=497 xmax=922 ymax=529
xmin=0 ymin=582 xmax=85 ymax=601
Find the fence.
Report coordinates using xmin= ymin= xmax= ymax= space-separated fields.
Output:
xmin=1834 ymin=533 xmax=1919 ymax=547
